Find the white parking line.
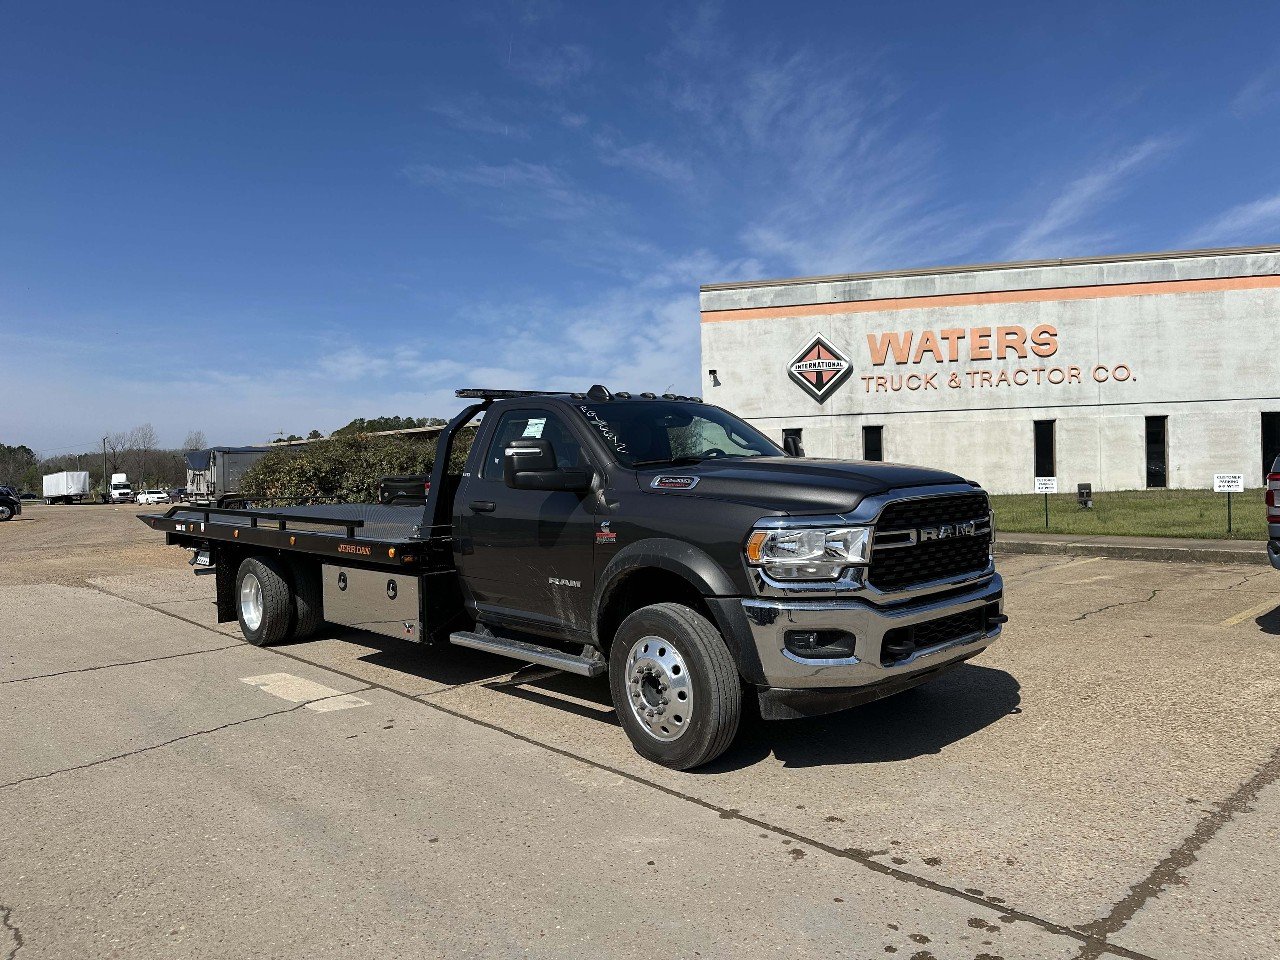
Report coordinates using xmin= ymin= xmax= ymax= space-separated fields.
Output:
xmin=241 ymin=673 xmax=370 ymax=711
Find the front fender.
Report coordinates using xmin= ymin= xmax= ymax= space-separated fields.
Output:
xmin=595 ymin=537 xmax=739 ymax=610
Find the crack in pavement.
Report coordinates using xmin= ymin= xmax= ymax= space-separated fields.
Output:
xmin=1225 ymin=568 xmax=1272 ymax=590
xmin=1 ymin=643 xmax=246 ymax=685
xmin=1 ymin=903 xmax=21 ymax=960
xmin=1003 ymin=557 xmax=1091 ymax=581
xmin=92 ymin=587 xmax=1164 ymax=959
xmin=1069 ymin=741 xmax=1280 ymax=960
xmin=0 ymin=688 xmax=373 ymax=792
xmin=1072 ymin=589 xmax=1161 ymax=622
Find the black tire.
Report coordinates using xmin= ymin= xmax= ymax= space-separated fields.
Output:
xmin=608 ymin=602 xmax=742 ymax=770
xmin=290 ymin=560 xmax=324 ymax=640
xmin=235 ymin=556 xmax=295 ymax=647
xmin=0 ymin=505 xmax=12 ymax=521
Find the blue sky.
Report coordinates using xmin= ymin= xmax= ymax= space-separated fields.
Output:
xmin=5 ymin=0 xmax=1280 ymax=453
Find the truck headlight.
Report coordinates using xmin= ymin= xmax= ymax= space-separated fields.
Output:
xmin=745 ymin=526 xmax=872 ymax=581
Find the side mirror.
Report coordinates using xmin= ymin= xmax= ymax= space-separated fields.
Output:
xmin=503 ymin=438 xmax=593 ymax=492
xmin=783 ymin=434 xmax=805 ymax=457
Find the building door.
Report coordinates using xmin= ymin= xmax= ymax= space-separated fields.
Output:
xmin=1145 ymin=416 xmax=1168 ymax=489
xmin=1262 ymin=412 xmax=1280 ymax=480
xmin=1033 ymin=420 xmax=1055 ymax=479
xmin=863 ymin=425 xmax=883 ymax=461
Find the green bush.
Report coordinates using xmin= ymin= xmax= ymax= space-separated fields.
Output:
xmin=240 ymin=430 xmax=474 ymax=503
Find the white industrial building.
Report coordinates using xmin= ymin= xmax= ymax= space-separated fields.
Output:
xmin=700 ymin=245 xmax=1280 ymax=495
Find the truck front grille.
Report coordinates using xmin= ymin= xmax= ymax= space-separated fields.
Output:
xmin=868 ymin=492 xmax=992 ymax=592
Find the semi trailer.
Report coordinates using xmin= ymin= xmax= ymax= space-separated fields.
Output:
xmin=42 ymin=471 xmax=90 ymax=504
xmin=142 ymin=386 xmax=1006 ymax=769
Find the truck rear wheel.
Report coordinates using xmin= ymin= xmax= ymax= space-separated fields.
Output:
xmin=608 ymin=602 xmax=742 ymax=771
xmin=290 ymin=561 xmax=323 ymax=640
xmin=235 ymin=557 xmax=295 ymax=647
xmin=0 ymin=505 xmax=11 ymax=521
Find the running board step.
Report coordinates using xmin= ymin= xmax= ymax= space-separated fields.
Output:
xmin=448 ymin=631 xmax=606 ymax=677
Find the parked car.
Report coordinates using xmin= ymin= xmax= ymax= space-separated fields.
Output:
xmin=169 ymin=487 xmax=188 ymax=503
xmin=136 ymin=489 xmax=171 ymax=505
xmin=19 ymin=492 xmax=41 ymax=501
xmin=0 ymin=486 xmax=20 ymax=521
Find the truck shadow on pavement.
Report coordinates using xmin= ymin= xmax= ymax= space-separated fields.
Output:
xmin=309 ymin=630 xmax=1019 ymax=771
xmin=1255 ymin=606 xmax=1280 ymax=635
xmin=476 ymin=658 xmax=1020 ymax=771
xmin=706 ymin=664 xmax=1021 ymax=772
xmin=315 ymin=629 xmax=521 ymax=689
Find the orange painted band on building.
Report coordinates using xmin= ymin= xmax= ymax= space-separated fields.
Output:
xmin=699 ymin=273 xmax=1280 ymax=323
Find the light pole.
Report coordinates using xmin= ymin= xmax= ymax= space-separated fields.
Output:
xmin=102 ymin=437 xmax=108 ymax=504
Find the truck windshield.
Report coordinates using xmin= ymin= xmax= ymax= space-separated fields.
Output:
xmin=575 ymin=401 xmax=783 ymax=468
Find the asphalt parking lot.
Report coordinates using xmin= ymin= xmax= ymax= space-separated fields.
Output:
xmin=2 ymin=503 xmax=1278 ymax=959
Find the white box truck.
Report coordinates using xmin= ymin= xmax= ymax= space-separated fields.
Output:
xmin=109 ymin=473 xmax=134 ymax=503
xmin=43 ymin=471 xmax=91 ymax=505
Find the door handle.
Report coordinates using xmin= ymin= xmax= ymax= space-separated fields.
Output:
xmin=469 ymin=500 xmax=496 ymax=513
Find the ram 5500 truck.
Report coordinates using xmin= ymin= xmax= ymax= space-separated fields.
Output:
xmin=142 ymin=387 xmax=1006 ymax=769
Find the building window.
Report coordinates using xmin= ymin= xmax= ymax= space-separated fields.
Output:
xmin=1033 ymin=420 xmax=1055 ymax=479
xmin=1145 ymin=416 xmax=1168 ymax=488
xmin=1262 ymin=413 xmax=1280 ymax=480
xmin=863 ymin=425 xmax=883 ymax=461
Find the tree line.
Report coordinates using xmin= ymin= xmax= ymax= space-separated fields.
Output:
xmin=0 ymin=424 xmax=208 ymax=494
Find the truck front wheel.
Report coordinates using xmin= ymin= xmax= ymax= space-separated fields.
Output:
xmin=235 ymin=556 xmax=295 ymax=647
xmin=608 ymin=603 xmax=742 ymax=771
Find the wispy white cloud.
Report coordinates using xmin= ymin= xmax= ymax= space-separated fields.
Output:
xmin=1001 ymin=136 xmax=1176 ymax=260
xmin=1184 ymin=190 xmax=1280 ymax=247
xmin=650 ymin=14 xmax=986 ymax=275
xmin=403 ymin=159 xmax=615 ymax=223
xmin=592 ymin=134 xmax=695 ymax=184
xmin=509 ymin=42 xmax=591 ymax=90
xmin=1233 ymin=59 xmax=1280 ymax=117
xmin=427 ymin=94 xmax=529 ymax=139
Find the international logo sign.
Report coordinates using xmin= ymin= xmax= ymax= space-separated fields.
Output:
xmin=788 ymin=335 xmax=852 ymax=402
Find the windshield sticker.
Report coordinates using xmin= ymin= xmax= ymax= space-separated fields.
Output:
xmin=522 ymin=418 xmax=546 ymax=438
xmin=578 ymin=406 xmax=629 ymax=454
xmin=651 ymin=476 xmax=699 ymax=490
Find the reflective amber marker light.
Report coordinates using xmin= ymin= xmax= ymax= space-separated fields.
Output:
xmin=232 ymin=529 xmax=239 ymax=538
xmin=289 ymin=536 xmax=296 ymax=546
xmin=388 ymin=547 xmax=396 ymax=558
xmin=745 ymin=531 xmax=767 ymax=563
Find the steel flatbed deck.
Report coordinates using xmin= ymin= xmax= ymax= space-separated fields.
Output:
xmin=141 ymin=502 xmax=452 ymax=571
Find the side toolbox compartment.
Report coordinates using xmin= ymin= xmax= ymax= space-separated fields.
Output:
xmin=323 ymin=564 xmax=421 ymax=641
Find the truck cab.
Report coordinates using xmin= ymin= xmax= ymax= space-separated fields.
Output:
xmin=109 ymin=474 xmax=133 ymax=503
xmin=449 ymin=387 xmax=1003 ymax=765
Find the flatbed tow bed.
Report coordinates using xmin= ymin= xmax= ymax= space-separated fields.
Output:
xmin=142 ymin=503 xmax=446 ymax=568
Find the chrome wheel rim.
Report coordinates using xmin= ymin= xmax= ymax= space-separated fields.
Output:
xmin=625 ymin=635 xmax=693 ymax=742
xmin=240 ymin=574 xmax=264 ymax=631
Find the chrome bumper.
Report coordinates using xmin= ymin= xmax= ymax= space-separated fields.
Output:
xmin=739 ymin=574 xmax=1003 ymax=688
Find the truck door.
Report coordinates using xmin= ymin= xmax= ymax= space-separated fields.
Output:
xmin=457 ymin=407 xmax=598 ymax=636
